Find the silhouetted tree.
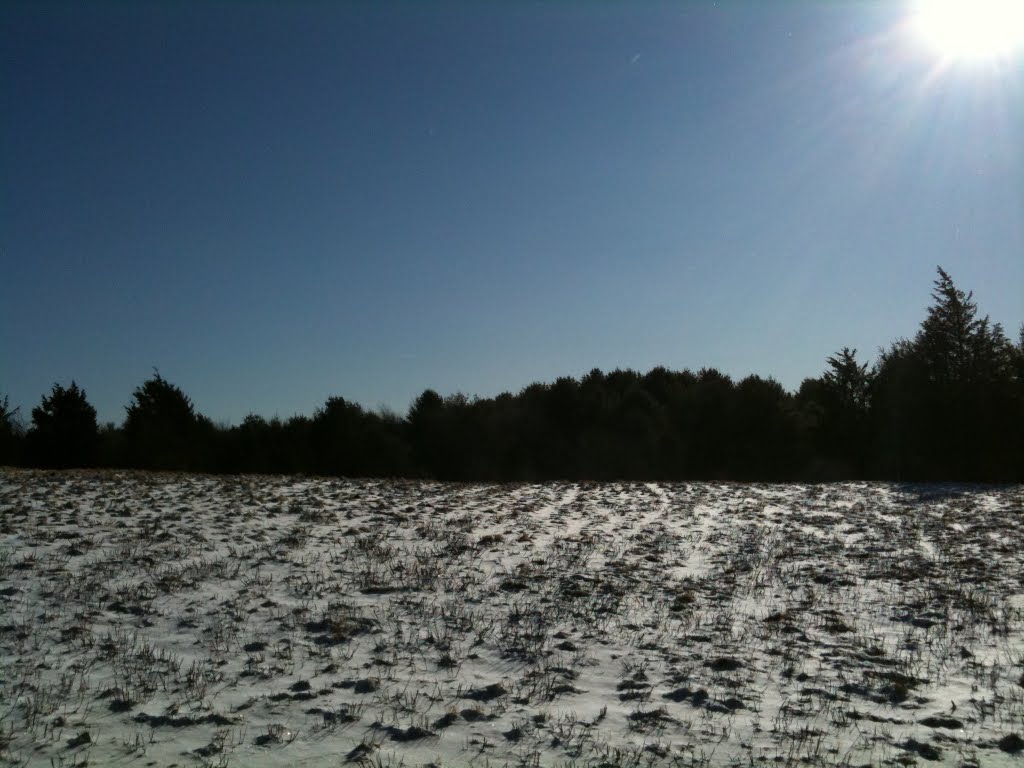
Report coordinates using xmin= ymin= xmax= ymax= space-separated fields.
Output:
xmin=797 ymin=348 xmax=873 ymax=478
xmin=310 ymin=396 xmax=362 ymax=476
xmin=304 ymin=396 xmax=411 ymax=477
xmin=123 ymin=372 xmax=214 ymax=471
xmin=1013 ymin=327 xmax=1024 ymax=477
xmin=644 ymin=366 xmax=698 ymax=477
xmin=216 ymin=414 xmax=281 ymax=475
xmin=366 ymin=407 xmax=416 ymax=477
xmin=0 ymin=394 xmax=23 ymax=466
xmin=686 ymin=368 xmax=736 ymax=479
xmin=521 ymin=379 xmax=577 ymax=479
xmin=9 ymin=267 xmax=1019 ymax=481
xmin=408 ymin=389 xmax=449 ymax=478
xmin=872 ymin=268 xmax=1019 ymax=480
xmin=96 ymin=421 xmax=124 ymax=469
xmin=732 ymin=375 xmax=800 ymax=480
xmin=824 ymin=348 xmax=872 ymax=411
xmin=27 ymin=382 xmax=98 ymax=468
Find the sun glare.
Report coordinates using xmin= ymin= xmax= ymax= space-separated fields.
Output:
xmin=914 ymin=0 xmax=1024 ymax=59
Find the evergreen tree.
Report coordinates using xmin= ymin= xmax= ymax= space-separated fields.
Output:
xmin=916 ymin=267 xmax=978 ymax=384
xmin=123 ymin=372 xmax=213 ymax=470
xmin=817 ymin=347 xmax=873 ymax=476
xmin=873 ymin=268 xmax=1018 ymax=479
xmin=732 ymin=375 xmax=800 ymax=480
xmin=0 ymin=394 xmax=23 ymax=466
xmin=8 ymin=267 xmax=1019 ymax=481
xmin=310 ymin=396 xmax=362 ymax=476
xmin=823 ymin=348 xmax=872 ymax=411
xmin=408 ymin=389 xmax=458 ymax=478
xmin=27 ymin=381 xmax=98 ymax=468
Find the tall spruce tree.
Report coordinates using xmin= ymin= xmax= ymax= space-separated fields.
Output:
xmin=873 ymin=267 xmax=1017 ymax=479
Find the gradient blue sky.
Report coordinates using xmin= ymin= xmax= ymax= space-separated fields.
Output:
xmin=3 ymin=1 xmax=1022 ymax=426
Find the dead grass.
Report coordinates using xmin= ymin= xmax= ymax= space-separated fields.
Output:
xmin=0 ymin=470 xmax=1021 ymax=767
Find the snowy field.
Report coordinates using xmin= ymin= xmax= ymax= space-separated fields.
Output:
xmin=1 ymin=471 xmax=1022 ymax=767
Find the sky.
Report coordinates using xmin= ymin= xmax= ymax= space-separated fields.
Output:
xmin=3 ymin=1 xmax=1023 ymax=427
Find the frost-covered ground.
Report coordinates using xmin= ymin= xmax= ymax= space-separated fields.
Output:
xmin=1 ymin=471 xmax=1022 ymax=767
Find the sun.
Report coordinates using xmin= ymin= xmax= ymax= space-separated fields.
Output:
xmin=913 ymin=0 xmax=1024 ymax=59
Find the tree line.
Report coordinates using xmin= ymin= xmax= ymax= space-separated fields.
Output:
xmin=2 ymin=268 xmax=1022 ymax=481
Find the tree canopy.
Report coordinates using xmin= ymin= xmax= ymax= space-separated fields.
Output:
xmin=4 ymin=268 xmax=1021 ymax=481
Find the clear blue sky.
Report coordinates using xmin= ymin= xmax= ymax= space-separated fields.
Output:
xmin=3 ymin=1 xmax=1022 ymax=426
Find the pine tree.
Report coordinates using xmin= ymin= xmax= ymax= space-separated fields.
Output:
xmin=823 ymin=347 xmax=872 ymax=411
xmin=0 ymin=394 xmax=22 ymax=465
xmin=915 ymin=267 xmax=1013 ymax=387
xmin=28 ymin=381 xmax=98 ymax=468
xmin=873 ymin=267 xmax=1018 ymax=479
xmin=123 ymin=371 xmax=212 ymax=470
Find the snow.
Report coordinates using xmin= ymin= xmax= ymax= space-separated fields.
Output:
xmin=0 ymin=470 xmax=1022 ymax=766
